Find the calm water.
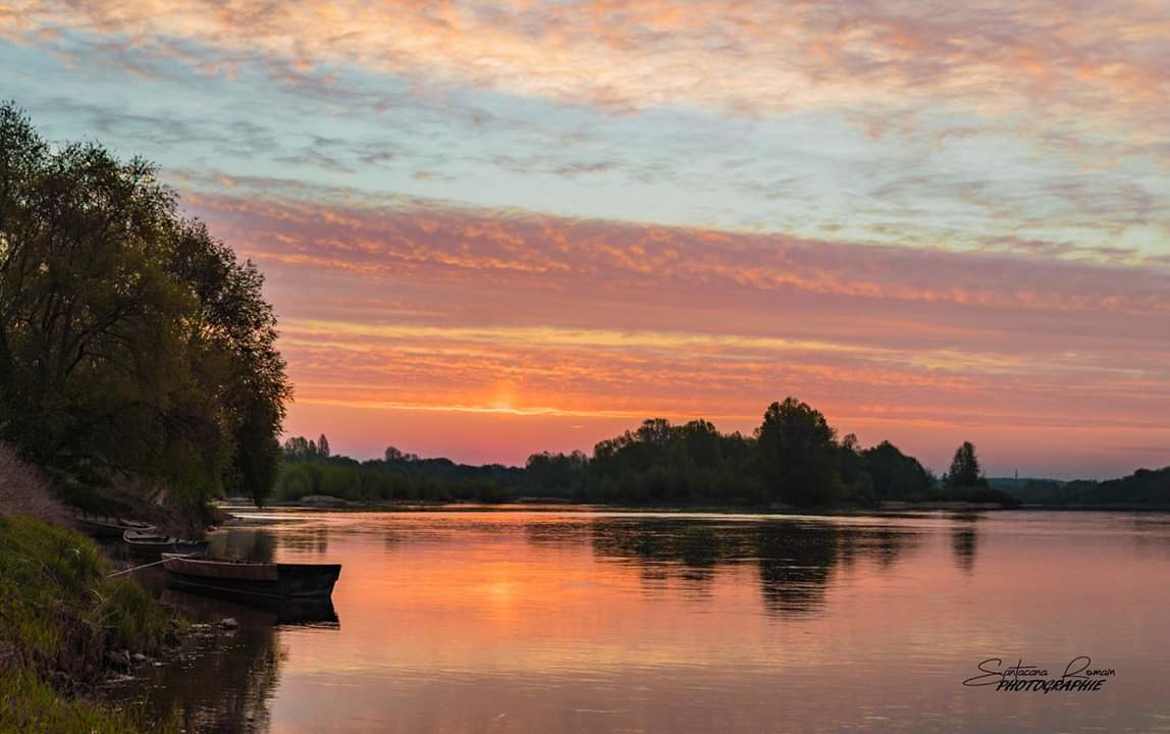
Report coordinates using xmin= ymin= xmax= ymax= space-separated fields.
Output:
xmin=118 ymin=509 xmax=1170 ymax=733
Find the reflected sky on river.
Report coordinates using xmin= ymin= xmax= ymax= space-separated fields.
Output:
xmin=124 ymin=510 xmax=1170 ymax=733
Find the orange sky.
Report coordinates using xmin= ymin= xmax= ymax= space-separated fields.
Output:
xmin=7 ymin=1 xmax=1169 ymax=477
xmin=232 ymin=197 xmax=1167 ymax=477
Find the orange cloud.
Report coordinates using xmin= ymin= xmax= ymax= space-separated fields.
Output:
xmin=164 ymin=188 xmax=1170 ymax=476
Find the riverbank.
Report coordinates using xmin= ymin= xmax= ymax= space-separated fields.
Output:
xmin=0 ymin=515 xmax=182 ymax=733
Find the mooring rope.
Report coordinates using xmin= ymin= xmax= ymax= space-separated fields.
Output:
xmin=106 ymin=558 xmax=171 ymax=578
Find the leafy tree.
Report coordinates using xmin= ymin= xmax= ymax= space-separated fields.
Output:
xmin=167 ymin=217 xmax=290 ymax=501
xmin=525 ymin=450 xmax=587 ymax=496
xmin=946 ymin=441 xmax=987 ymax=488
xmin=755 ymin=398 xmax=842 ymax=506
xmin=382 ymin=445 xmax=419 ymax=462
xmin=0 ymin=102 xmax=289 ymax=507
xmin=234 ymin=398 xmax=282 ymax=505
xmin=838 ymin=433 xmax=875 ymax=504
xmin=862 ymin=440 xmax=932 ymax=500
xmin=678 ymin=420 xmax=722 ymax=469
xmin=635 ymin=418 xmax=673 ymax=448
xmin=284 ymin=436 xmax=311 ymax=458
xmin=318 ymin=434 xmax=330 ymax=459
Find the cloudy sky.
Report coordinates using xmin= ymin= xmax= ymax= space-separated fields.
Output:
xmin=4 ymin=1 xmax=1169 ymax=477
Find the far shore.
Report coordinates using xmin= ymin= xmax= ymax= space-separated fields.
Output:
xmin=214 ymin=495 xmax=1170 ymax=517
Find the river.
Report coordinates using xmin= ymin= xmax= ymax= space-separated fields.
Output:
xmin=115 ymin=509 xmax=1170 ymax=732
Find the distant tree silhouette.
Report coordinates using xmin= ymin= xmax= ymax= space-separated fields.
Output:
xmin=993 ymin=466 xmax=1170 ymax=506
xmin=283 ymin=436 xmax=311 ymax=458
xmin=946 ymin=441 xmax=987 ymax=488
xmin=838 ymin=433 xmax=876 ymax=504
xmin=318 ymin=434 xmax=330 ymax=458
xmin=755 ymin=398 xmax=841 ymax=506
xmin=277 ymin=442 xmax=522 ymax=503
xmin=525 ymin=451 xmax=587 ymax=495
xmin=863 ymin=440 xmax=933 ymax=500
xmin=382 ymin=446 xmax=419 ymax=462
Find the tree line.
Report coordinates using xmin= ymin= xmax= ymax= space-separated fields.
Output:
xmin=529 ymin=400 xmax=1003 ymax=507
xmin=0 ymin=103 xmax=289 ymax=512
xmin=991 ymin=467 xmax=1170 ymax=507
xmin=276 ymin=399 xmax=1009 ymax=508
xmin=275 ymin=436 xmax=522 ymax=503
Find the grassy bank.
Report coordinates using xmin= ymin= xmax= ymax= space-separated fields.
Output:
xmin=0 ymin=668 xmax=143 ymax=734
xmin=0 ymin=516 xmax=175 ymax=733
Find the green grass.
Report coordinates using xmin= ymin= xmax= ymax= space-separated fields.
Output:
xmin=0 ymin=515 xmax=174 ymax=733
xmin=0 ymin=666 xmax=141 ymax=734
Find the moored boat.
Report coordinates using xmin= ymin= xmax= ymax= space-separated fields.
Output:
xmin=75 ymin=515 xmax=156 ymax=539
xmin=122 ymin=529 xmax=209 ymax=555
xmin=161 ymin=554 xmax=341 ymax=602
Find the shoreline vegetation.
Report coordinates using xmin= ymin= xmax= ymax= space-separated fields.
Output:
xmin=276 ymin=410 xmax=1022 ymax=511
xmin=1 ymin=105 xmax=290 ymax=730
xmin=273 ymin=420 xmax=1169 ymax=514
xmin=0 ymin=449 xmax=247 ymax=734
xmin=0 ymin=512 xmax=177 ymax=733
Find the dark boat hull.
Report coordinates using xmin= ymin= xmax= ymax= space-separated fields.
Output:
xmin=164 ymin=561 xmax=341 ymax=603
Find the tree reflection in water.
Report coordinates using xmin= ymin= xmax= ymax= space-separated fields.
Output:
xmin=280 ymin=525 xmax=330 ymax=555
xmin=208 ymin=523 xmax=332 ymax=561
xmin=755 ymin=522 xmax=840 ymax=616
xmin=584 ymin=517 xmax=920 ymax=617
xmin=949 ymin=513 xmax=981 ymax=573
xmin=210 ymin=528 xmax=277 ymax=563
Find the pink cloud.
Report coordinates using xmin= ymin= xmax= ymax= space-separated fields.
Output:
xmin=169 ymin=186 xmax=1170 ymax=476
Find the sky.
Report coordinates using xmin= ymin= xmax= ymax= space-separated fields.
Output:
xmin=3 ymin=1 xmax=1169 ymax=478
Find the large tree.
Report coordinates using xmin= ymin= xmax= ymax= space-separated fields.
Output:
xmin=0 ymin=102 xmax=290 ymax=506
xmin=755 ymin=397 xmax=842 ymax=506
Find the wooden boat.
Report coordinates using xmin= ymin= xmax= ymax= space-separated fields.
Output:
xmin=122 ymin=529 xmax=208 ymax=555
xmin=75 ymin=515 xmax=156 ymax=540
xmin=161 ymin=554 xmax=341 ymax=602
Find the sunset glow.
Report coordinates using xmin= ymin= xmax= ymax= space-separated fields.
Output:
xmin=6 ymin=1 xmax=1168 ymax=476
